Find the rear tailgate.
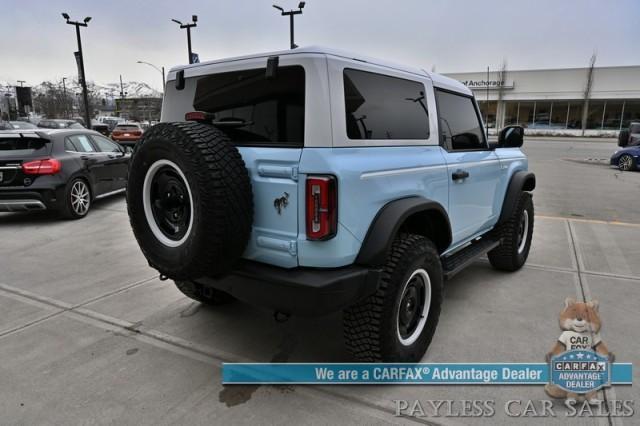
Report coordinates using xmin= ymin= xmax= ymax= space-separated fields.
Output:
xmin=0 ymin=133 xmax=52 ymax=187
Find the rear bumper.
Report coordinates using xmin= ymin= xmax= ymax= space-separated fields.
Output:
xmin=0 ymin=189 xmax=62 ymax=212
xmin=112 ymin=137 xmax=141 ymax=144
xmin=195 ymin=260 xmax=381 ymax=317
xmin=0 ymin=198 xmax=46 ymax=212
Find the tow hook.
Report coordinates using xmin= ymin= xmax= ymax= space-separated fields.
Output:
xmin=274 ymin=311 xmax=290 ymax=323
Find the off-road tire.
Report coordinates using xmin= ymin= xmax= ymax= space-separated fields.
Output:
xmin=127 ymin=122 xmax=253 ymax=280
xmin=488 ymin=192 xmax=534 ymax=271
xmin=618 ymin=129 xmax=630 ymax=147
xmin=174 ymin=280 xmax=236 ymax=305
xmin=343 ymin=234 xmax=444 ymax=362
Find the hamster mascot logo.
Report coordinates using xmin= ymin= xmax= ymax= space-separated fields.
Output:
xmin=544 ymin=298 xmax=614 ymax=404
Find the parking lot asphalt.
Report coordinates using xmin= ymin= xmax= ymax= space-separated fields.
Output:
xmin=0 ymin=139 xmax=638 ymax=425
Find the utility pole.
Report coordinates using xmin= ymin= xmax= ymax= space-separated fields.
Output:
xmin=172 ymin=16 xmax=198 ymax=64
xmin=273 ymin=2 xmax=306 ymax=49
xmin=62 ymin=13 xmax=92 ymax=128
xmin=62 ymin=77 xmax=68 ymax=118
xmin=119 ymin=75 xmax=128 ymax=119
xmin=137 ymin=61 xmax=166 ymax=93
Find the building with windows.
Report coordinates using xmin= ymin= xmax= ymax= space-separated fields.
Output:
xmin=115 ymin=97 xmax=162 ymax=122
xmin=445 ymin=65 xmax=640 ymax=136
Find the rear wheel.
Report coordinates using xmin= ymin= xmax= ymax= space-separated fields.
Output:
xmin=61 ymin=178 xmax=91 ymax=219
xmin=618 ymin=154 xmax=635 ymax=171
xmin=343 ymin=234 xmax=443 ymax=362
xmin=174 ymin=280 xmax=236 ymax=305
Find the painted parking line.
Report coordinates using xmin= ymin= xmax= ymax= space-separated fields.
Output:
xmin=536 ymin=214 xmax=640 ymax=228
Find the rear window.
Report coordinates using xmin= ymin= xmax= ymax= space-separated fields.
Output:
xmin=0 ymin=137 xmax=50 ymax=156
xmin=343 ymin=68 xmax=429 ymax=140
xmin=631 ymin=124 xmax=640 ymax=133
xmin=116 ymin=124 xmax=139 ymax=129
xmin=193 ymin=65 xmax=305 ymax=146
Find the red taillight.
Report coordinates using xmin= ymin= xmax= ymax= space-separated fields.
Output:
xmin=112 ymin=131 xmax=121 ymax=136
xmin=185 ymin=111 xmax=208 ymax=122
xmin=306 ymin=176 xmax=337 ymax=241
xmin=22 ymin=159 xmax=61 ymax=175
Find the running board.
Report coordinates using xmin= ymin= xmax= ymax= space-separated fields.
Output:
xmin=441 ymin=238 xmax=500 ymax=280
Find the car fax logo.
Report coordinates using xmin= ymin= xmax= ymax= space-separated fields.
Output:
xmin=544 ymin=298 xmax=615 ymax=404
xmin=550 ymin=350 xmax=609 ymax=394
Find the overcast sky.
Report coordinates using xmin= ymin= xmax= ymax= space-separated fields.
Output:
xmin=1 ymin=0 xmax=639 ymax=90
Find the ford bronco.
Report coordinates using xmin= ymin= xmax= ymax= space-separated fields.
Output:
xmin=126 ymin=47 xmax=535 ymax=362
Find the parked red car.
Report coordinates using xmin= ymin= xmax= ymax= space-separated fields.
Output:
xmin=110 ymin=123 xmax=143 ymax=147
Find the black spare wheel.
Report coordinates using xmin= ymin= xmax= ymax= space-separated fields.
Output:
xmin=127 ymin=122 xmax=253 ymax=280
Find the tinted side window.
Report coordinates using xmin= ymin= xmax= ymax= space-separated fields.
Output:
xmin=193 ymin=66 xmax=305 ymax=146
xmin=435 ymin=90 xmax=486 ymax=150
xmin=91 ymin=135 xmax=121 ymax=152
xmin=343 ymin=69 xmax=429 ymax=140
xmin=67 ymin=135 xmax=96 ymax=152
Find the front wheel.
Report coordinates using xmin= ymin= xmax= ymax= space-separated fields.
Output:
xmin=343 ymin=234 xmax=444 ymax=362
xmin=618 ymin=154 xmax=635 ymax=171
xmin=488 ymin=192 xmax=534 ymax=271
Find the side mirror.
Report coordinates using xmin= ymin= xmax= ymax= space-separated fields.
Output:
xmin=498 ymin=125 xmax=524 ymax=148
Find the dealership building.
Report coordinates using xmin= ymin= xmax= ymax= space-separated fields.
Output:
xmin=445 ymin=65 xmax=640 ymax=136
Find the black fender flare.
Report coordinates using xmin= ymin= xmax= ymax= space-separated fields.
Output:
xmin=356 ymin=197 xmax=452 ymax=266
xmin=497 ymin=171 xmax=536 ymax=225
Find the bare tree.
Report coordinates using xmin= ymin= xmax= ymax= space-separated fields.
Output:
xmin=581 ymin=52 xmax=597 ymax=136
xmin=496 ymin=59 xmax=508 ymax=129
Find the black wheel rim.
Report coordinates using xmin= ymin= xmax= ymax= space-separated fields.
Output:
xmin=398 ymin=274 xmax=426 ymax=340
xmin=149 ymin=166 xmax=191 ymax=242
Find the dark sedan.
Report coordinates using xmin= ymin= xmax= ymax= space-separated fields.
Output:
xmin=0 ymin=129 xmax=129 ymax=219
xmin=37 ymin=119 xmax=85 ymax=130
xmin=0 ymin=121 xmax=38 ymax=130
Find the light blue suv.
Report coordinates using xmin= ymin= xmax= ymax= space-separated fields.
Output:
xmin=126 ymin=47 xmax=536 ymax=362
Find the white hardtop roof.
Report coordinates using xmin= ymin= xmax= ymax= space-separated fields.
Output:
xmin=169 ymin=45 xmax=471 ymax=95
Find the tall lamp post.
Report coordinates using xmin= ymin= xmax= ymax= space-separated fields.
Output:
xmin=62 ymin=77 xmax=68 ymax=118
xmin=171 ymin=16 xmax=198 ymax=64
xmin=136 ymin=61 xmax=166 ymax=93
xmin=273 ymin=2 xmax=305 ymax=49
xmin=62 ymin=13 xmax=92 ymax=128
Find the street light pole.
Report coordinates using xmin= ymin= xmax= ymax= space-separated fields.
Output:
xmin=62 ymin=13 xmax=92 ymax=128
xmin=171 ymin=16 xmax=198 ymax=64
xmin=273 ymin=2 xmax=306 ymax=49
xmin=62 ymin=77 xmax=68 ymax=118
xmin=136 ymin=61 xmax=166 ymax=92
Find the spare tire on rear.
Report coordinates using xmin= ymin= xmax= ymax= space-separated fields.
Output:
xmin=127 ymin=122 xmax=253 ymax=280
xmin=618 ymin=129 xmax=630 ymax=147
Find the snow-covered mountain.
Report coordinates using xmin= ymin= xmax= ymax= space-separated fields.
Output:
xmin=0 ymin=79 xmax=162 ymax=99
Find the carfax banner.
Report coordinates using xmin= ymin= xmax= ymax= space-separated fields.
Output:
xmin=222 ymin=362 xmax=633 ymax=385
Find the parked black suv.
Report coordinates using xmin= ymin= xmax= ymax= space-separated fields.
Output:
xmin=0 ymin=129 xmax=129 ymax=218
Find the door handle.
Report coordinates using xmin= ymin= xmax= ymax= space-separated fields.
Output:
xmin=452 ymin=170 xmax=469 ymax=181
